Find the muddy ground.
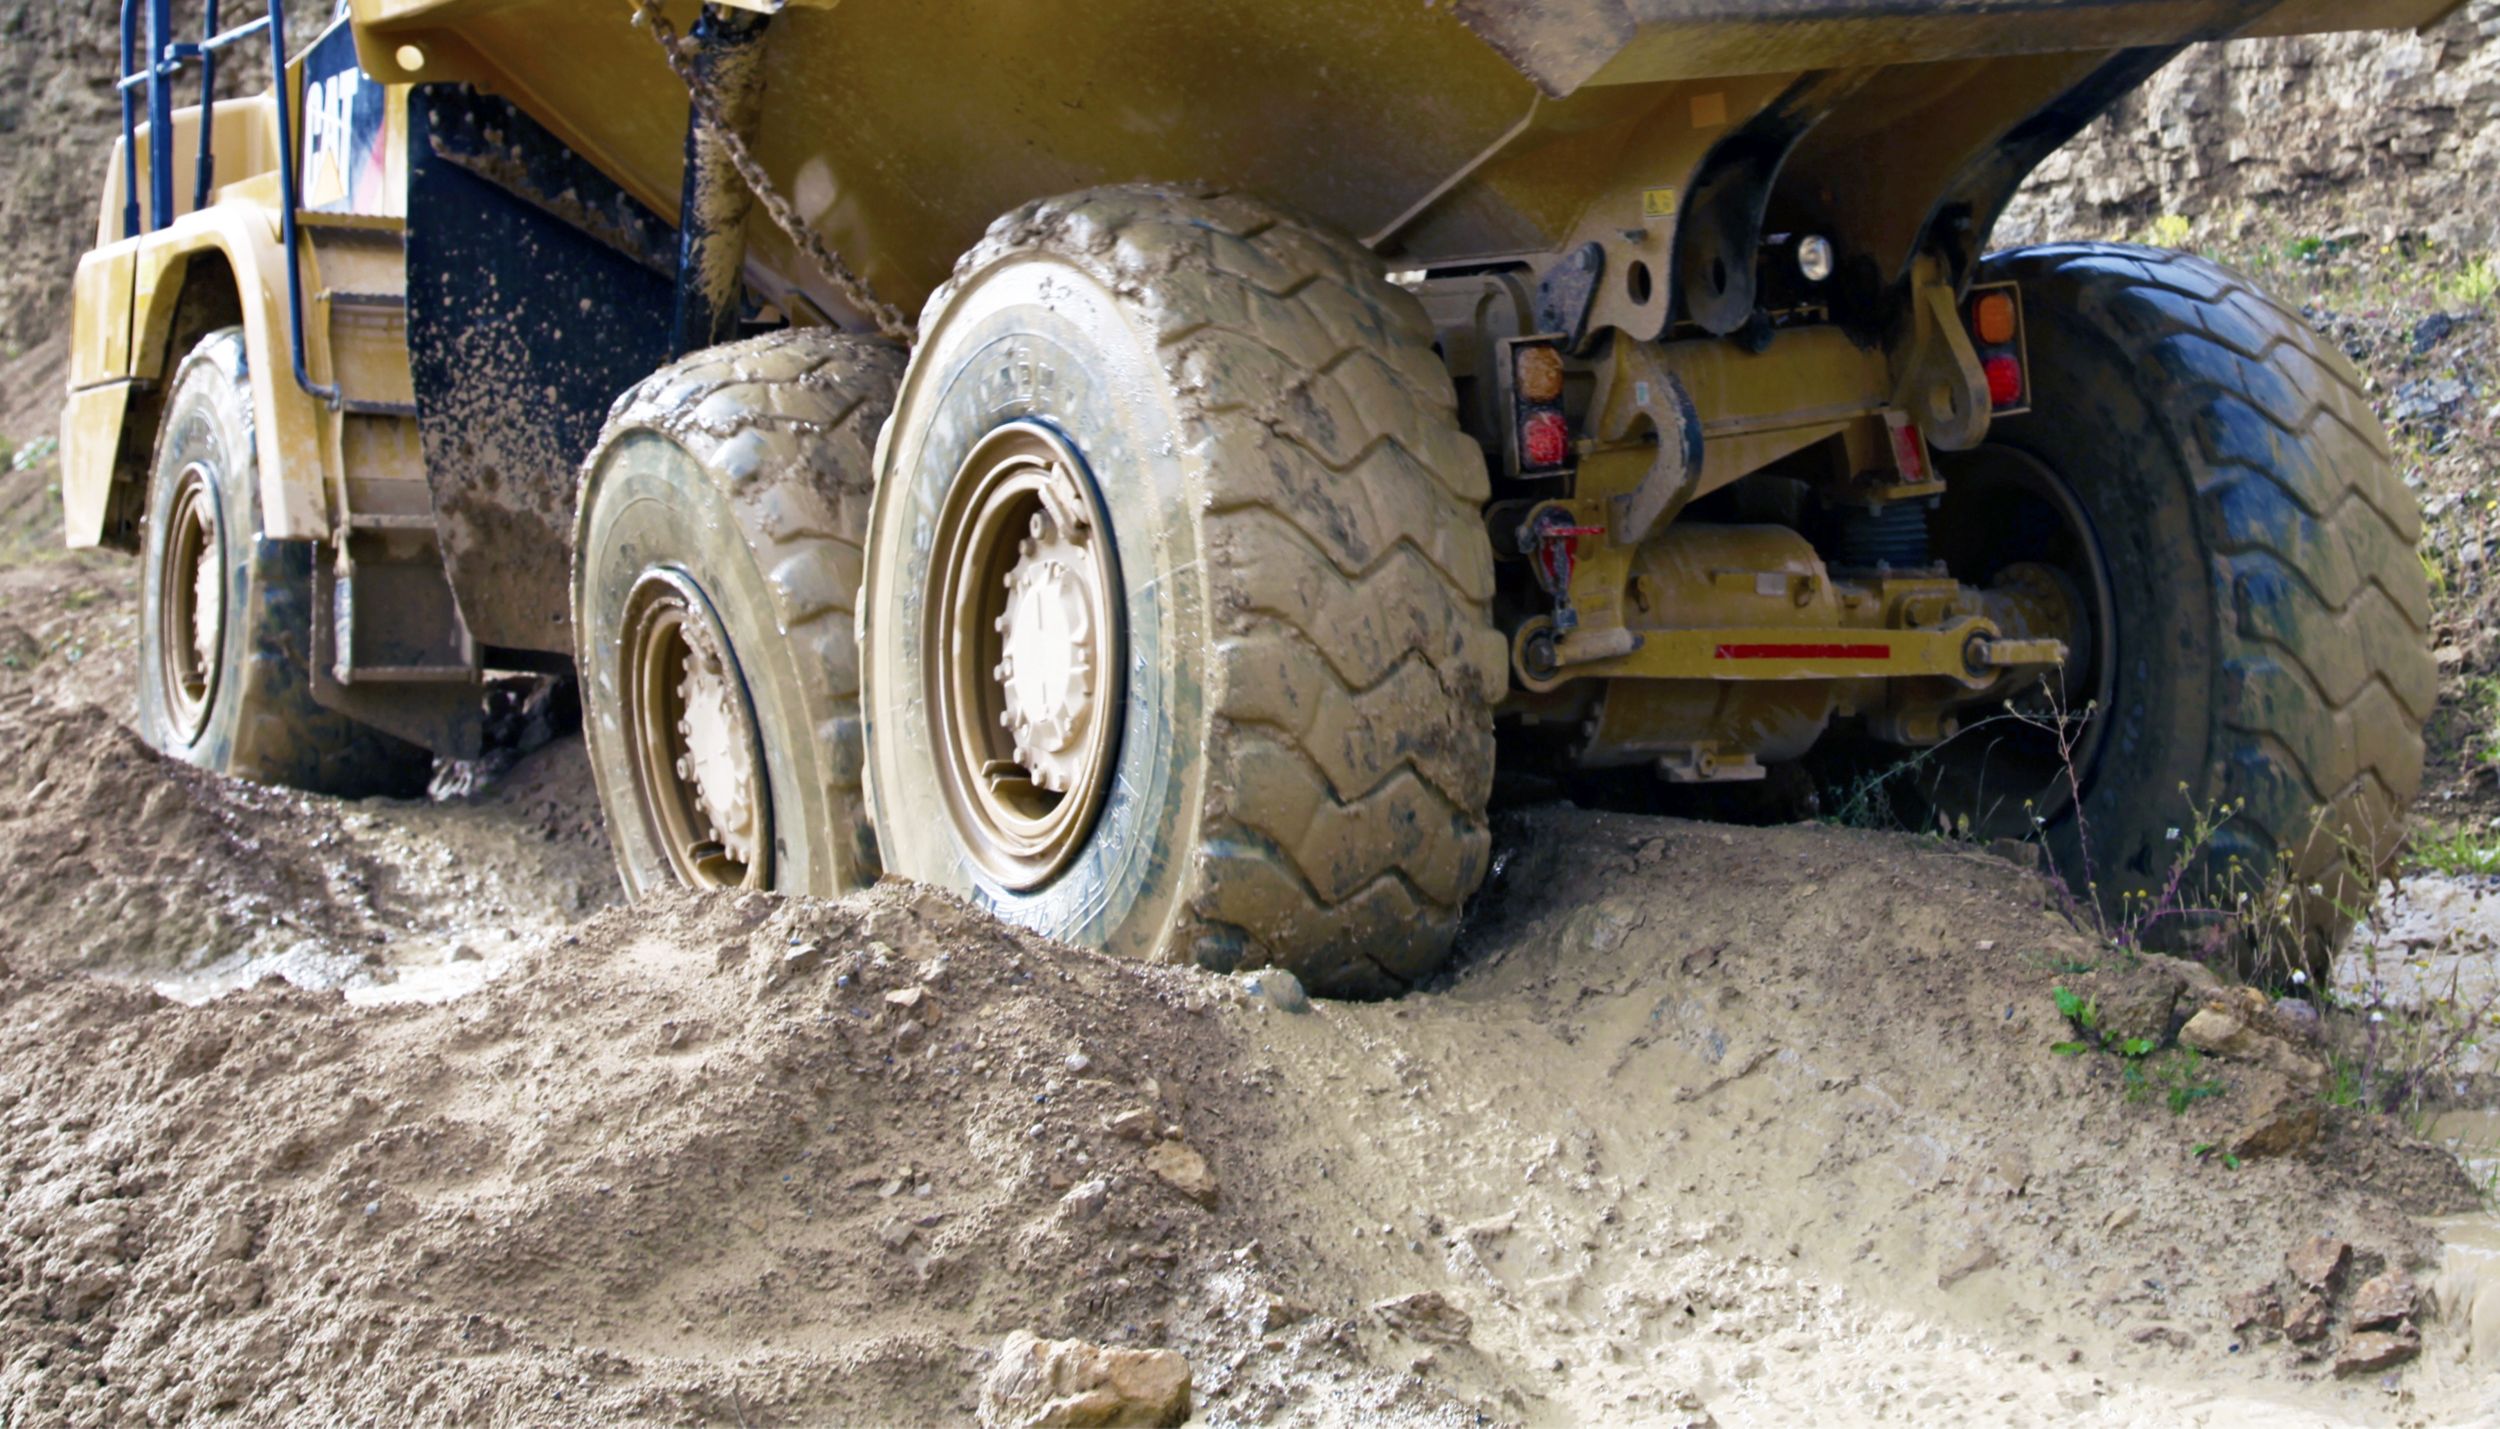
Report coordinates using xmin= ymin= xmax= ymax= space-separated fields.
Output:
xmin=7 ymin=5 xmax=2500 ymax=1426
xmin=4 ymin=561 xmax=2498 ymax=1427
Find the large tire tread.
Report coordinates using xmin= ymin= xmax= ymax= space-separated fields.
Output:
xmin=930 ymin=184 xmax=1505 ymax=990
xmin=585 ymin=328 xmax=903 ymax=887
xmin=1997 ymin=243 xmax=2430 ymax=962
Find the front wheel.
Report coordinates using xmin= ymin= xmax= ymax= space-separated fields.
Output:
xmin=136 ymin=328 xmax=427 ymax=796
xmin=859 ymin=185 xmax=1507 ymax=996
xmin=1923 ymin=244 xmax=2431 ymax=976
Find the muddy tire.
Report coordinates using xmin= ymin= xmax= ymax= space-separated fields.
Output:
xmin=859 ymin=184 xmax=1506 ymax=996
xmin=1928 ymin=244 xmax=2430 ymax=976
xmin=136 ymin=328 xmax=429 ymax=796
xmin=575 ymin=329 xmax=903 ymax=898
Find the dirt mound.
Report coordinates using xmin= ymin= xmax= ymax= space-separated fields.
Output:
xmin=0 ymin=568 xmax=619 ymax=999
xmin=1253 ymin=810 xmax=2484 ymax=1423
xmin=5 ymin=767 xmax=2493 ymax=1425
xmin=0 ymin=695 xmax=371 ymax=977
xmin=0 ymin=885 xmax=1451 ymax=1426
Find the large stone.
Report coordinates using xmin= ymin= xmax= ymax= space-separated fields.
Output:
xmin=2179 ymin=1009 xmax=2255 ymax=1057
xmin=2287 ymin=1236 xmax=2351 ymax=1293
xmin=2229 ymin=1080 xmax=2322 ymax=1160
xmin=2285 ymin=1290 xmax=2333 ymax=1344
xmin=1144 ymin=1141 xmax=1218 ymax=1207
xmin=2348 ymin=1270 xmax=2418 ymax=1330
xmin=979 ymin=1330 xmax=1191 ymax=1428
xmin=2333 ymin=1329 xmax=2421 ymax=1376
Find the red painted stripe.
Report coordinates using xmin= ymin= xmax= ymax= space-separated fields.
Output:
xmin=1714 ymin=642 xmax=1892 ymax=661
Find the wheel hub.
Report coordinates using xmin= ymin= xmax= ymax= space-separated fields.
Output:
xmin=155 ymin=462 xmax=224 ymax=742
xmin=927 ymin=421 xmax=1124 ymax=889
xmin=621 ymin=568 xmax=770 ymax=889
xmin=995 ymin=508 xmax=1105 ymax=793
xmin=674 ymin=620 xmax=762 ymax=870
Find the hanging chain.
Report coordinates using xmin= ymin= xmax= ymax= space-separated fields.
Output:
xmin=630 ymin=0 xmax=917 ymax=343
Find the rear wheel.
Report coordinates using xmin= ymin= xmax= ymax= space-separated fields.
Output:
xmin=1922 ymin=244 xmax=2431 ymax=976
xmin=575 ymin=329 xmax=902 ymax=898
xmin=136 ymin=328 xmax=428 ymax=796
xmin=860 ymin=184 xmax=1507 ymax=996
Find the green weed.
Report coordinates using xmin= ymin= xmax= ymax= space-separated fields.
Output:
xmin=2446 ymin=257 xmax=2498 ymax=307
xmin=2407 ymin=825 xmax=2500 ymax=876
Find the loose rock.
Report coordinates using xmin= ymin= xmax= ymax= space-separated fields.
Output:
xmin=978 ymin=1329 xmax=1191 ymax=1428
xmin=2224 ymin=1284 xmax=2282 ymax=1332
xmin=2285 ymin=1291 xmax=2332 ymax=1344
xmin=2348 ymin=1270 xmax=2417 ymax=1330
xmin=2075 ymin=964 xmax=2184 ymax=1047
xmin=1144 ymin=1141 xmax=1218 ymax=1207
xmin=1060 ymin=1178 xmax=1110 ymax=1221
xmin=2333 ymin=1329 xmax=2421 ymax=1376
xmin=1104 ymin=1108 xmax=1158 ymax=1142
xmin=2228 ymin=1080 xmax=2321 ymax=1159
xmin=1374 ymin=1289 xmax=1473 ymax=1345
xmin=2286 ymin=1236 xmax=2351 ymax=1292
xmin=2179 ymin=1009 xmax=2251 ymax=1056
xmin=1241 ymin=967 xmax=1311 ymax=1015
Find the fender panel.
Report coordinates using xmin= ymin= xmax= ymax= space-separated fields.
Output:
xmin=72 ymin=208 xmax=333 ymax=548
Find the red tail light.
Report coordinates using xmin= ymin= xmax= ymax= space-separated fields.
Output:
xmin=1522 ymin=410 xmax=1570 ymax=469
xmin=1983 ymin=354 xmax=2023 ymax=407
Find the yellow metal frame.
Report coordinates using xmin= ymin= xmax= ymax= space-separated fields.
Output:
xmin=60 ymin=80 xmax=411 ymax=550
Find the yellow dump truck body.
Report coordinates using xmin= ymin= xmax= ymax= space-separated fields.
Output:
xmin=337 ymin=0 xmax=2460 ymax=331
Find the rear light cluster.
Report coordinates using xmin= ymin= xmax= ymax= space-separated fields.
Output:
xmin=1511 ymin=340 xmax=1573 ymax=477
xmin=1965 ymin=282 xmax=2030 ymax=415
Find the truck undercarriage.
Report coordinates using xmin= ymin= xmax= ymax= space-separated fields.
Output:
xmin=61 ymin=0 xmax=2447 ymax=990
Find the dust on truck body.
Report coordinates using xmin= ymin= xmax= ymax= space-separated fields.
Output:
xmin=65 ymin=0 xmax=2449 ymax=991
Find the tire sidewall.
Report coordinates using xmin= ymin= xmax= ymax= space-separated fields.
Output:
xmin=863 ymin=261 xmax=1207 ymax=958
xmin=576 ymin=432 xmax=851 ymax=898
xmin=1976 ymin=294 xmax=2218 ymax=898
xmin=139 ymin=336 xmax=262 ymax=773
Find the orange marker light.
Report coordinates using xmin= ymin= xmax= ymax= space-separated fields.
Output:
xmin=1516 ymin=344 xmax=1566 ymax=404
xmin=1973 ymin=292 xmax=2018 ymax=346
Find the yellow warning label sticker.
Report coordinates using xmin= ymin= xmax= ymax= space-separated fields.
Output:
xmin=1641 ymin=187 xmax=1678 ymax=220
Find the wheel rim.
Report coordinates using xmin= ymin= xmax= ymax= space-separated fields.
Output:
xmin=924 ymin=421 xmax=1125 ymax=890
xmin=155 ymin=462 xmax=225 ymax=743
xmin=1923 ymin=442 xmax=2118 ymax=829
xmin=619 ymin=567 xmax=772 ymax=889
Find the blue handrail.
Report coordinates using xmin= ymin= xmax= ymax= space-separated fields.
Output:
xmin=117 ymin=0 xmax=336 ymax=406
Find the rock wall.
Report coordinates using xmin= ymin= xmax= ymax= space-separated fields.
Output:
xmin=2002 ymin=2 xmax=2500 ymax=248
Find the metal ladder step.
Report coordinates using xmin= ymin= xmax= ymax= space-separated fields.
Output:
xmin=297 ymin=210 xmax=407 ymax=243
xmin=344 ymin=511 xmax=435 ymax=534
xmin=323 ymin=288 xmax=407 ymax=313
xmin=339 ymin=398 xmax=420 ymax=418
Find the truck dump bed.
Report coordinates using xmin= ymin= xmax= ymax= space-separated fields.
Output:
xmin=342 ymin=0 xmax=2457 ymax=327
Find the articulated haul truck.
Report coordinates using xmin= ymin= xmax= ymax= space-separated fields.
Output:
xmin=66 ymin=0 xmax=2448 ymax=990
